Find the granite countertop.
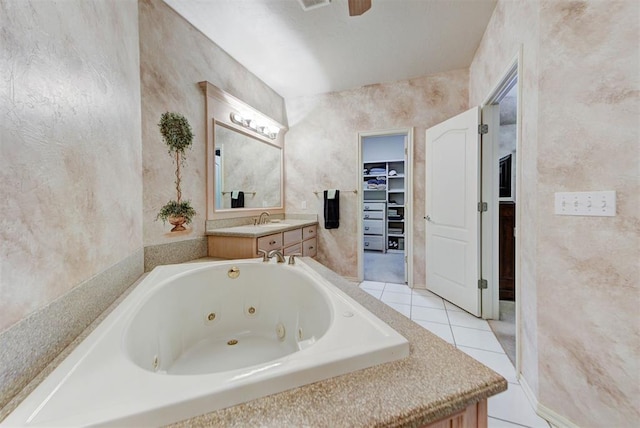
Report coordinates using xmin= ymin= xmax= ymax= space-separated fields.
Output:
xmin=1 ymin=258 xmax=506 ymax=427
xmin=206 ymin=219 xmax=318 ymax=238
xmin=168 ymin=258 xmax=507 ymax=427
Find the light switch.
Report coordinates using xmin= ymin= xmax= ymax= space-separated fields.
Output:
xmin=301 ymin=200 xmax=307 ymax=210
xmin=554 ymin=191 xmax=616 ymax=217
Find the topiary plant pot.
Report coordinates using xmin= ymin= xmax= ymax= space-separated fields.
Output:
xmin=168 ymin=215 xmax=187 ymax=232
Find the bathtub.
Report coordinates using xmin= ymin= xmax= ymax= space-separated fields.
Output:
xmin=3 ymin=258 xmax=409 ymax=427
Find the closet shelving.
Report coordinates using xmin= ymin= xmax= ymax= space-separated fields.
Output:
xmin=363 ymin=160 xmax=405 ymax=253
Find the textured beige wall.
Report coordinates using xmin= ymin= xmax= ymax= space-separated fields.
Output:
xmin=285 ymin=70 xmax=469 ymax=283
xmin=0 ymin=0 xmax=143 ymax=333
xmin=470 ymin=0 xmax=639 ymax=425
xmin=139 ymin=0 xmax=286 ymax=246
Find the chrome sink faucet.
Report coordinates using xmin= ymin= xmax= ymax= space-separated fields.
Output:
xmin=258 ymin=211 xmax=270 ymax=225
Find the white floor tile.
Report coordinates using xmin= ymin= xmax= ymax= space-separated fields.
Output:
xmin=411 ymin=290 xmax=445 ymax=309
xmin=381 ymin=290 xmax=412 ymax=305
xmin=360 ymin=287 xmax=383 ymax=299
xmin=451 ymin=326 xmax=505 ymax=353
xmin=383 ymin=282 xmax=412 ymax=294
xmin=489 ymin=384 xmax=549 ymax=428
xmin=385 ymin=302 xmax=411 ymax=318
xmin=413 ymin=320 xmax=455 ymax=344
xmin=411 ymin=306 xmax=449 ymax=324
xmin=359 ymin=281 xmax=385 ymax=290
xmin=444 ymin=300 xmax=465 ymax=312
xmin=447 ymin=310 xmax=491 ymax=331
xmin=457 ymin=346 xmax=518 ymax=384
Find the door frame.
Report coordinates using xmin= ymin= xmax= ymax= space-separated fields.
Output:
xmin=480 ymin=49 xmax=523 ymax=374
xmin=357 ymin=128 xmax=414 ymax=287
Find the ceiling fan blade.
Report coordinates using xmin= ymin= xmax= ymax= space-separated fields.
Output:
xmin=348 ymin=0 xmax=371 ymax=16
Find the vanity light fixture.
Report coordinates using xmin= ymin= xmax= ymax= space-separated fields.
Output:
xmin=229 ymin=112 xmax=279 ymax=140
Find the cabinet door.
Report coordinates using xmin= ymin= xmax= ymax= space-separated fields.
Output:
xmin=363 ymin=211 xmax=384 ymax=220
xmin=363 ymin=236 xmax=383 ymax=251
xmin=363 ymin=220 xmax=384 ymax=235
xmin=303 ymin=225 xmax=317 ymax=240
xmin=257 ymin=233 xmax=283 ymax=254
xmin=283 ymin=242 xmax=302 ymax=256
xmin=363 ymin=202 xmax=385 ymax=211
xmin=302 ymin=238 xmax=317 ymax=257
xmin=283 ymin=228 xmax=303 ymax=247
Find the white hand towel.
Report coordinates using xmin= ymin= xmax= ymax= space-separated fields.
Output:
xmin=327 ymin=189 xmax=337 ymax=200
xmin=232 ymin=190 xmax=239 ymax=199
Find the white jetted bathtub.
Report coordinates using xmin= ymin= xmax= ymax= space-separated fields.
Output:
xmin=3 ymin=258 xmax=409 ymax=427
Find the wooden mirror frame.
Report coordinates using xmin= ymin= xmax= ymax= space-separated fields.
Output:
xmin=199 ymin=81 xmax=287 ymax=220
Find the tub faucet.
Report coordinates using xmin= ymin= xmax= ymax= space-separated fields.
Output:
xmin=258 ymin=211 xmax=270 ymax=225
xmin=267 ymin=249 xmax=285 ymax=263
xmin=257 ymin=249 xmax=269 ymax=262
xmin=288 ymin=254 xmax=302 ymax=265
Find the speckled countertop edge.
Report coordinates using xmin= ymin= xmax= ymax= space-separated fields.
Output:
xmin=0 ymin=258 xmax=507 ymax=427
xmin=206 ymin=219 xmax=318 ymax=237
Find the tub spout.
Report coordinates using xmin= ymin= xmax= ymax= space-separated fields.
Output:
xmin=267 ymin=249 xmax=285 ymax=263
xmin=257 ymin=249 xmax=269 ymax=262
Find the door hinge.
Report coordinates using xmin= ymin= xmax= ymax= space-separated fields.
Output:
xmin=478 ymin=124 xmax=488 ymax=135
xmin=477 ymin=202 xmax=488 ymax=212
xmin=478 ymin=279 xmax=488 ymax=289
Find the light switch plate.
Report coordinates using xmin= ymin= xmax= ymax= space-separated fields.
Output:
xmin=554 ymin=191 xmax=616 ymax=217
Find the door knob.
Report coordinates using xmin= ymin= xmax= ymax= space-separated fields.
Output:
xmin=425 ymin=215 xmax=431 ymax=222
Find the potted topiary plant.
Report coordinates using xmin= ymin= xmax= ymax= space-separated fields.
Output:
xmin=156 ymin=112 xmax=196 ymax=232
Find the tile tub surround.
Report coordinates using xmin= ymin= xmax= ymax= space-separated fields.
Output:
xmin=0 ymin=258 xmax=506 ymax=427
xmin=0 ymin=249 xmax=143 ymax=411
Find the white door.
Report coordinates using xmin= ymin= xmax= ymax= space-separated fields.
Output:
xmin=425 ymin=107 xmax=481 ymax=316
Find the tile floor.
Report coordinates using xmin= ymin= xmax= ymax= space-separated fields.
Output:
xmin=359 ymin=280 xmax=550 ymax=428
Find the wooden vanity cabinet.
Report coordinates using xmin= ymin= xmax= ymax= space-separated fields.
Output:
xmin=257 ymin=233 xmax=283 ymax=254
xmin=208 ymin=224 xmax=318 ymax=259
xmin=420 ymin=399 xmax=487 ymax=428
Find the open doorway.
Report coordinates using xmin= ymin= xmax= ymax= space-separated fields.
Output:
xmin=481 ymin=62 xmax=519 ymax=366
xmin=358 ymin=129 xmax=413 ymax=286
xmin=490 ymin=83 xmax=518 ymax=365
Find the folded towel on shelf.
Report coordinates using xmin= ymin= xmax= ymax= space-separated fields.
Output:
xmin=324 ymin=190 xmax=340 ymax=229
xmin=369 ymin=168 xmax=386 ymax=175
xmin=376 ymin=184 xmax=387 ymax=190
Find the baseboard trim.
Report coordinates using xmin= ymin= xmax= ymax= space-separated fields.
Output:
xmin=519 ymin=376 xmax=578 ymax=428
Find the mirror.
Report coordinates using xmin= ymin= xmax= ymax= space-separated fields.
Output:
xmin=214 ymin=123 xmax=282 ymax=210
xmin=200 ymin=81 xmax=286 ymax=220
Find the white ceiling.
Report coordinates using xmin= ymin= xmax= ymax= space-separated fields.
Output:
xmin=164 ymin=0 xmax=497 ymax=100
